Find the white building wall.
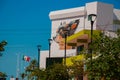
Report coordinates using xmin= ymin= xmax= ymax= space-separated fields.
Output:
xmin=113 ymin=9 xmax=120 ymax=20
xmin=40 ymin=50 xmax=76 ymax=68
xmin=85 ymin=2 xmax=113 ymax=31
xmin=40 ymin=1 xmax=120 ymax=69
xmin=113 ymin=9 xmax=120 ymax=31
xmin=40 ymin=51 xmax=49 ymax=68
xmin=50 ymin=17 xmax=85 ymax=54
xmin=96 ymin=2 xmax=113 ymax=31
xmin=50 ymin=41 xmax=76 ymax=56
xmin=49 ymin=6 xmax=87 ymax=56
xmin=85 ymin=2 xmax=97 ymax=30
xmin=49 ymin=7 xmax=85 ymax=20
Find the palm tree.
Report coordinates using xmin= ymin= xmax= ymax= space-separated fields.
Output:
xmin=0 ymin=40 xmax=7 ymax=56
xmin=20 ymin=73 xmax=27 ymax=80
xmin=25 ymin=59 xmax=38 ymax=80
xmin=26 ymin=59 xmax=37 ymax=71
xmin=0 ymin=41 xmax=7 ymax=79
xmin=30 ymin=68 xmax=46 ymax=80
xmin=0 ymin=72 xmax=7 ymax=80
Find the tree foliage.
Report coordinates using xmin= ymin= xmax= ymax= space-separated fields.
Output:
xmin=86 ymin=30 xmax=120 ymax=80
xmin=0 ymin=72 xmax=7 ymax=78
xmin=23 ymin=59 xmax=48 ymax=80
xmin=0 ymin=40 xmax=7 ymax=56
xmin=68 ymin=59 xmax=84 ymax=80
xmin=25 ymin=59 xmax=85 ymax=80
xmin=24 ymin=59 xmax=38 ymax=80
xmin=25 ymin=59 xmax=38 ymax=72
xmin=0 ymin=40 xmax=7 ymax=51
xmin=0 ymin=40 xmax=7 ymax=78
xmin=24 ymin=61 xmax=70 ymax=80
xmin=21 ymin=73 xmax=27 ymax=80
xmin=45 ymin=63 xmax=69 ymax=80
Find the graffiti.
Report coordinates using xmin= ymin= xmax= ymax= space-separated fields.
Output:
xmin=53 ymin=19 xmax=79 ymax=49
xmin=53 ymin=19 xmax=79 ymax=43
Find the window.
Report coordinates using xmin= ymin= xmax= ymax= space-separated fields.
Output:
xmin=77 ymin=45 xmax=84 ymax=55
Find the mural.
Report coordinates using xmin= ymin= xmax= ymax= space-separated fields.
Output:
xmin=53 ymin=19 xmax=80 ymax=49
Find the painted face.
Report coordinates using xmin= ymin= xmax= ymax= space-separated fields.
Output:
xmin=53 ymin=19 xmax=79 ymax=49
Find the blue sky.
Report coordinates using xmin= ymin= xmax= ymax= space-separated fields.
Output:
xmin=0 ymin=0 xmax=120 ymax=79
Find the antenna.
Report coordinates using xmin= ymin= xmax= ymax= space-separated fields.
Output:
xmin=16 ymin=53 xmax=20 ymax=79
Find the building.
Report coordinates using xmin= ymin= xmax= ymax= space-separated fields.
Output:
xmin=40 ymin=1 xmax=120 ymax=69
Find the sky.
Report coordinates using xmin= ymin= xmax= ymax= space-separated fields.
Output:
xmin=0 ymin=0 xmax=120 ymax=79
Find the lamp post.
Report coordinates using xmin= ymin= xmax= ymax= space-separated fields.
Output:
xmin=37 ymin=45 xmax=41 ymax=68
xmin=48 ymin=39 xmax=53 ymax=58
xmin=88 ymin=14 xmax=97 ymax=67
xmin=63 ymin=30 xmax=69 ymax=65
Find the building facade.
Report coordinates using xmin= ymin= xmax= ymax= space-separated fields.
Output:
xmin=40 ymin=1 xmax=120 ymax=69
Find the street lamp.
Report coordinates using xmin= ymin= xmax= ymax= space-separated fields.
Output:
xmin=88 ymin=14 xmax=97 ymax=66
xmin=48 ymin=39 xmax=53 ymax=58
xmin=37 ymin=45 xmax=41 ymax=68
xmin=63 ymin=30 xmax=69 ymax=65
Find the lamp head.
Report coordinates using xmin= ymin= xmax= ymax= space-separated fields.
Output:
xmin=88 ymin=14 xmax=97 ymax=21
xmin=48 ymin=39 xmax=53 ymax=44
xmin=37 ymin=45 xmax=41 ymax=49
